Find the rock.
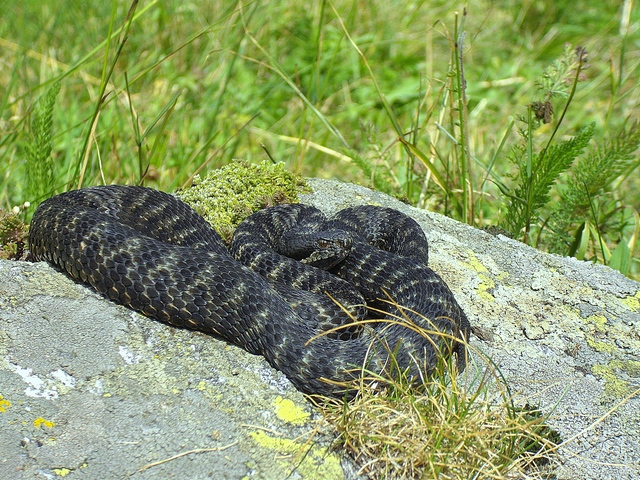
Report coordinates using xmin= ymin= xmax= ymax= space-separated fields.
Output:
xmin=1 ymin=178 xmax=639 ymax=479
xmin=303 ymin=179 xmax=640 ymax=480
xmin=0 ymin=261 xmax=344 ymax=479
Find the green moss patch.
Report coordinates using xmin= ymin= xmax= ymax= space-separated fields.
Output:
xmin=0 ymin=209 xmax=28 ymax=260
xmin=176 ymin=161 xmax=308 ymax=242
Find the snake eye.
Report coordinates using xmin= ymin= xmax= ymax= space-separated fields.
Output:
xmin=317 ymin=239 xmax=328 ymax=249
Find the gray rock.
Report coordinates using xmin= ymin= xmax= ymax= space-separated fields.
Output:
xmin=0 ymin=260 xmax=344 ymax=479
xmin=303 ymin=179 xmax=640 ymax=480
xmin=1 ymin=178 xmax=639 ymax=479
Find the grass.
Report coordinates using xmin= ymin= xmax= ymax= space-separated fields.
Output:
xmin=1 ymin=1 xmax=639 ymax=476
xmin=306 ymin=307 xmax=563 ymax=479
xmin=2 ymin=1 xmax=640 ymax=276
xmin=314 ymin=361 xmax=561 ymax=480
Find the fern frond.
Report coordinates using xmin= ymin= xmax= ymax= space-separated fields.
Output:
xmin=533 ymin=122 xmax=595 ymax=207
xmin=548 ymin=121 xmax=640 ymax=254
xmin=503 ymin=123 xmax=594 ymax=238
xmin=26 ymin=82 xmax=61 ymax=202
xmin=574 ymin=121 xmax=640 ymax=195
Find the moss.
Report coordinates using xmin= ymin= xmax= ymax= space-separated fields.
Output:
xmin=0 ymin=208 xmax=28 ymax=260
xmin=176 ymin=160 xmax=309 ymax=242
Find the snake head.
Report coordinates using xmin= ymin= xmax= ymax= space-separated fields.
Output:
xmin=278 ymin=229 xmax=353 ymax=270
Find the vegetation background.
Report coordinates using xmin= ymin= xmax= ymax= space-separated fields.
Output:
xmin=2 ymin=2 xmax=638 ymax=476
xmin=1 ymin=0 xmax=639 ymax=277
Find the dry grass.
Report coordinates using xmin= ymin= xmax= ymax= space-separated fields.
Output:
xmin=307 ymin=306 xmax=561 ymax=479
xmin=316 ymin=361 xmax=559 ymax=479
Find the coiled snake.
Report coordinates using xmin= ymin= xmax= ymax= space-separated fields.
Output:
xmin=29 ymin=185 xmax=470 ymax=396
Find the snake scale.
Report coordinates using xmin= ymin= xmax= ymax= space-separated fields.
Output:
xmin=28 ymin=185 xmax=470 ymax=396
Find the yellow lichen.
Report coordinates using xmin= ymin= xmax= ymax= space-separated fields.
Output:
xmin=622 ymin=291 xmax=640 ymax=312
xmin=611 ymin=359 xmax=640 ymax=377
xmin=273 ymin=396 xmax=311 ymax=425
xmin=33 ymin=417 xmax=55 ymax=429
xmin=584 ymin=314 xmax=608 ymax=332
xmin=466 ymin=251 xmax=489 ymax=273
xmin=249 ymin=430 xmax=343 ymax=479
xmin=177 ymin=160 xmax=309 ymax=242
xmin=496 ymin=271 xmax=509 ymax=281
xmin=464 ymin=251 xmax=496 ymax=302
xmin=0 ymin=394 xmax=11 ymax=412
xmin=250 ymin=430 xmax=300 ymax=454
xmin=53 ymin=468 xmax=71 ymax=476
xmin=586 ymin=336 xmax=616 ymax=354
xmin=592 ymin=364 xmax=633 ymax=398
xmin=477 ymin=273 xmax=496 ymax=302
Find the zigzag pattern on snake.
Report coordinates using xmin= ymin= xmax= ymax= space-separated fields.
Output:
xmin=28 ymin=185 xmax=470 ymax=396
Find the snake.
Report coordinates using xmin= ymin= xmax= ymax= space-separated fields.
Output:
xmin=28 ymin=185 xmax=470 ymax=397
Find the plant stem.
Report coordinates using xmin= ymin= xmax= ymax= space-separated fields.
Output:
xmin=453 ymin=9 xmax=473 ymax=224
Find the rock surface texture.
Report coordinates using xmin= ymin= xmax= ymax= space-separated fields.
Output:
xmin=1 ymin=178 xmax=639 ymax=479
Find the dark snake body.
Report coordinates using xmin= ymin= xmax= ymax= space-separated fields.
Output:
xmin=28 ymin=185 xmax=470 ymax=396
